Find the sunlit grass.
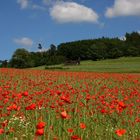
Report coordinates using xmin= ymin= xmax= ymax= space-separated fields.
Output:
xmin=31 ymin=57 xmax=140 ymax=73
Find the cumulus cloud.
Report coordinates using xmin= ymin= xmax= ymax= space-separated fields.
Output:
xmin=14 ymin=37 xmax=33 ymax=47
xmin=17 ymin=0 xmax=29 ymax=9
xmin=50 ymin=1 xmax=99 ymax=23
xmin=105 ymin=0 xmax=140 ymax=18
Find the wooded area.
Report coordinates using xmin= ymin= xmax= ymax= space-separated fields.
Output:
xmin=1 ymin=32 xmax=139 ymax=68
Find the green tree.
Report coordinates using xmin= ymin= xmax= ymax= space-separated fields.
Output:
xmin=48 ymin=44 xmax=57 ymax=56
xmin=9 ymin=48 xmax=33 ymax=68
xmin=126 ymin=47 xmax=139 ymax=56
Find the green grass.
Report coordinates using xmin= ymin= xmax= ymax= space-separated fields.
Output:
xmin=0 ymin=69 xmax=140 ymax=139
xmin=31 ymin=57 xmax=140 ymax=73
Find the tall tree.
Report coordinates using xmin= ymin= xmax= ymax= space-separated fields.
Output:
xmin=38 ymin=43 xmax=42 ymax=52
xmin=9 ymin=48 xmax=33 ymax=68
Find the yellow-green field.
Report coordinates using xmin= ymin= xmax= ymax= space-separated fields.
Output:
xmin=32 ymin=57 xmax=140 ymax=73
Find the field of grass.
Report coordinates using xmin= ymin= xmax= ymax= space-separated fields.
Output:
xmin=32 ymin=57 xmax=140 ymax=73
xmin=0 ymin=68 xmax=140 ymax=139
xmin=0 ymin=57 xmax=139 ymax=139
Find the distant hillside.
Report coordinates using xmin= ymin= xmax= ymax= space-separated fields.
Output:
xmin=9 ymin=32 xmax=140 ymax=68
xmin=32 ymin=57 xmax=140 ymax=73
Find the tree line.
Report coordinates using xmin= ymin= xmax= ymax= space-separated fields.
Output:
xmin=57 ymin=32 xmax=140 ymax=60
xmin=2 ymin=31 xmax=139 ymax=68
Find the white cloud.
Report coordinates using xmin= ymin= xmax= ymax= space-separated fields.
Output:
xmin=43 ymin=0 xmax=66 ymax=6
xmin=32 ymin=4 xmax=46 ymax=11
xmin=17 ymin=0 xmax=46 ymax=11
xmin=14 ymin=37 xmax=33 ymax=47
xmin=50 ymin=1 xmax=99 ymax=23
xmin=105 ymin=0 xmax=140 ymax=18
xmin=119 ymin=36 xmax=126 ymax=41
xmin=17 ymin=0 xmax=29 ymax=9
xmin=43 ymin=0 xmax=57 ymax=5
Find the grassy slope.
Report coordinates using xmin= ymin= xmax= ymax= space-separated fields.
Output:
xmin=31 ymin=57 xmax=140 ymax=73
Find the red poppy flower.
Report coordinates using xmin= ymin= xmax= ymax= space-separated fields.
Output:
xmin=61 ymin=111 xmax=67 ymax=119
xmin=56 ymin=90 xmax=61 ymax=95
xmin=7 ymin=104 xmax=19 ymax=111
xmin=100 ymin=108 xmax=107 ymax=114
xmin=67 ymin=128 xmax=74 ymax=133
xmin=53 ymin=137 xmax=58 ymax=140
xmin=60 ymin=95 xmax=71 ymax=103
xmin=0 ymin=129 xmax=4 ymax=135
xmin=115 ymin=129 xmax=126 ymax=136
xmin=23 ymin=91 xmax=28 ymax=96
xmin=80 ymin=123 xmax=86 ymax=129
xmin=118 ymin=101 xmax=126 ymax=108
xmin=71 ymin=135 xmax=81 ymax=140
xmin=25 ymin=103 xmax=36 ymax=110
xmin=36 ymin=122 xmax=46 ymax=129
xmin=35 ymin=129 xmax=44 ymax=136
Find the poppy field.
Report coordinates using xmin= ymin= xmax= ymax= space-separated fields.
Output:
xmin=0 ymin=68 xmax=140 ymax=140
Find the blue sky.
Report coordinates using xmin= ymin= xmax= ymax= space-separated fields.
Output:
xmin=0 ymin=0 xmax=140 ymax=60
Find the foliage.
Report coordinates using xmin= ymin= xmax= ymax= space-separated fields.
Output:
xmin=0 ymin=60 xmax=8 ymax=68
xmin=9 ymin=32 xmax=140 ymax=68
xmin=46 ymin=55 xmax=65 ymax=66
xmin=9 ymin=48 xmax=33 ymax=68
xmin=58 ymin=32 xmax=140 ymax=60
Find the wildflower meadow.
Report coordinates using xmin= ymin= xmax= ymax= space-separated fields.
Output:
xmin=0 ymin=68 xmax=140 ymax=140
